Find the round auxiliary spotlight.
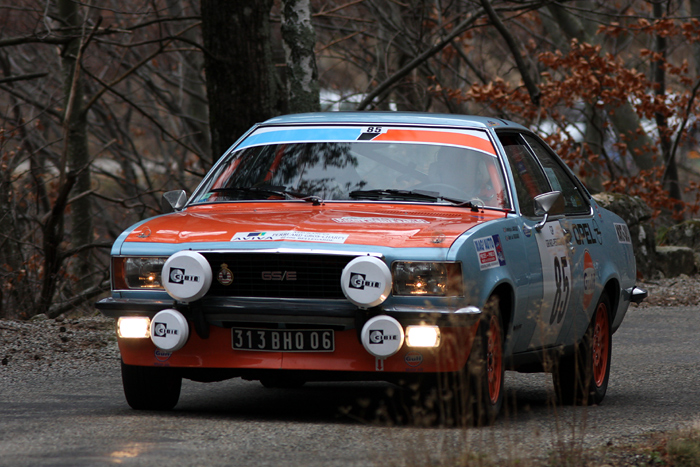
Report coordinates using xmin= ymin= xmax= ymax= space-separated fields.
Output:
xmin=340 ymin=256 xmax=392 ymax=309
xmin=360 ymin=315 xmax=405 ymax=358
xmin=162 ymin=250 xmax=212 ymax=302
xmin=150 ymin=308 xmax=190 ymax=352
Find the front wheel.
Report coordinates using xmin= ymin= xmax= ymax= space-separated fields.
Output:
xmin=468 ymin=303 xmax=505 ymax=425
xmin=408 ymin=298 xmax=504 ymax=427
xmin=121 ymin=361 xmax=182 ymax=410
xmin=553 ymin=291 xmax=612 ymax=405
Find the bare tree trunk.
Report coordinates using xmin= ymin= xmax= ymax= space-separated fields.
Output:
xmin=58 ymin=0 xmax=93 ymax=291
xmin=692 ymin=0 xmax=700 ymax=78
xmin=654 ymin=1 xmax=681 ymax=207
xmin=168 ymin=0 xmax=210 ymax=168
xmin=281 ymin=0 xmax=320 ymax=113
xmin=201 ymin=0 xmax=280 ymax=162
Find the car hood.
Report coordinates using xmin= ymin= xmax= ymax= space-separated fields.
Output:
xmin=125 ymin=203 xmax=506 ymax=248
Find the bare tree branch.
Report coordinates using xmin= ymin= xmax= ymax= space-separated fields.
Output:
xmin=0 ymin=72 xmax=48 ymax=84
xmin=356 ymin=7 xmax=484 ymax=110
xmin=480 ymin=0 xmax=540 ymax=106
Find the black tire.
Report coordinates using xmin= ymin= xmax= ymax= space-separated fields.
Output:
xmin=467 ymin=299 xmax=505 ymax=426
xmin=553 ymin=291 xmax=612 ymax=406
xmin=429 ymin=297 xmax=505 ymax=427
xmin=121 ymin=361 xmax=182 ymax=411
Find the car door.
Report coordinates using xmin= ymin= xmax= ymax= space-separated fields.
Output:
xmin=497 ymin=132 xmax=589 ymax=351
xmin=520 ymin=134 xmax=595 ymax=348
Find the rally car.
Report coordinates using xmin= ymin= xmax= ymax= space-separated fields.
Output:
xmin=97 ymin=112 xmax=646 ymax=422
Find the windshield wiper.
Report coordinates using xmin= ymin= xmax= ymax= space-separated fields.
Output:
xmin=349 ymin=189 xmax=441 ymax=201
xmin=209 ymin=185 xmax=306 ymax=200
xmin=349 ymin=189 xmax=487 ymax=212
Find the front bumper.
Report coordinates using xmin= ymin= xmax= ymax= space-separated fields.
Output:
xmin=97 ymin=296 xmax=482 ymax=375
xmin=96 ymin=296 xmax=482 ymax=329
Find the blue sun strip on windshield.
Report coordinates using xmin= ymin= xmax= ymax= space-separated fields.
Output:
xmin=236 ymin=127 xmax=364 ymax=150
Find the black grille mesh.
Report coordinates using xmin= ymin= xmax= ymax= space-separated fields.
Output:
xmin=202 ymin=253 xmax=354 ymax=299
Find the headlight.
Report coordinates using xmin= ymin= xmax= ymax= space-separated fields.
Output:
xmin=406 ymin=325 xmax=441 ymax=347
xmin=117 ymin=316 xmax=151 ymax=338
xmin=113 ymin=257 xmax=167 ymax=290
xmin=391 ymin=262 xmax=463 ymax=296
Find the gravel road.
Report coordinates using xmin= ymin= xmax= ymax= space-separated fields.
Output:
xmin=0 ymin=286 xmax=698 ymax=466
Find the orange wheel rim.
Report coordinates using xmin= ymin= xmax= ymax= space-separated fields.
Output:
xmin=486 ymin=315 xmax=503 ymax=404
xmin=592 ymin=302 xmax=610 ymax=387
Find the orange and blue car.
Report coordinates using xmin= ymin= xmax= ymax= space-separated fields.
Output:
xmin=97 ymin=112 xmax=646 ymax=420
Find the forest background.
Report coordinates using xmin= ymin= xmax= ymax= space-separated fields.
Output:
xmin=1 ymin=0 xmax=699 ymax=319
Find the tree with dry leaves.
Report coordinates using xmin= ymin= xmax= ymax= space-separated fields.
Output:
xmin=1 ymin=0 xmax=699 ymax=318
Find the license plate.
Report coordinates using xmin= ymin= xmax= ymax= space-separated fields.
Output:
xmin=231 ymin=328 xmax=334 ymax=352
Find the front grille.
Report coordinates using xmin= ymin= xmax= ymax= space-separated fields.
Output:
xmin=202 ymin=252 xmax=355 ymax=299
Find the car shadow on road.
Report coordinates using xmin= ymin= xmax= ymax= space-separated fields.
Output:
xmin=156 ymin=372 xmax=558 ymax=428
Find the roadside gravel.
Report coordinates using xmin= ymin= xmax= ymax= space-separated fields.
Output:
xmin=637 ymin=274 xmax=700 ymax=307
xmin=0 ymin=315 xmax=120 ymax=381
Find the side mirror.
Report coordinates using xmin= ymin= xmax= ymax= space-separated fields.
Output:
xmin=533 ymin=191 xmax=564 ymax=231
xmin=161 ymin=190 xmax=187 ymax=213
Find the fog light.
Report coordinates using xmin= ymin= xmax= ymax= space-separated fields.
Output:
xmin=117 ymin=317 xmax=151 ymax=338
xmin=406 ymin=325 xmax=440 ymax=347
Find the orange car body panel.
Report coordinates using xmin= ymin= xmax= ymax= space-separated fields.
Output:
xmin=118 ymin=322 xmax=479 ymax=374
xmin=124 ymin=203 xmax=505 ymax=249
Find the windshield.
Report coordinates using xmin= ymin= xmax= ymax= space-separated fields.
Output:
xmin=192 ymin=128 xmax=510 ymax=209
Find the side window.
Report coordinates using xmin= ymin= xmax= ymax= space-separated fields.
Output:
xmin=498 ymin=133 xmax=550 ymax=217
xmin=522 ymin=135 xmax=589 ymax=215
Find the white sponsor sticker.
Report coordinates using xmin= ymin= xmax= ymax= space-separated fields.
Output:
xmin=231 ymin=231 xmax=349 ymax=244
xmin=473 ymin=235 xmax=506 ymax=270
xmin=332 ymin=217 xmax=429 ymax=224
xmin=614 ymin=223 xmax=632 ymax=244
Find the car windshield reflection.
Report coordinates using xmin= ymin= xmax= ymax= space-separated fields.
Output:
xmin=192 ymin=141 xmax=509 ymax=209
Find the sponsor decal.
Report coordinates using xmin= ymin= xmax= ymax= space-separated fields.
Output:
xmin=153 ymin=322 xmax=179 ymax=338
xmin=614 ymin=223 xmax=632 ymax=244
xmin=369 ymin=329 xmax=399 ymax=344
xmin=583 ymin=250 xmax=596 ymax=309
xmin=154 ymin=349 xmax=172 ymax=362
xmin=168 ymin=268 xmax=200 ymax=285
xmin=217 ymin=263 xmax=234 ymax=286
xmin=522 ymin=225 xmax=532 ymax=238
xmin=503 ymin=225 xmax=520 ymax=241
xmin=592 ymin=218 xmax=603 ymax=244
xmin=474 ymin=234 xmax=506 ymax=270
xmin=405 ymin=352 xmax=423 ymax=367
xmin=349 ymin=273 xmax=381 ymax=290
xmin=571 ymin=222 xmax=598 ymax=245
xmin=332 ymin=216 xmax=429 ymax=224
xmin=231 ymin=231 xmax=349 ymax=244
